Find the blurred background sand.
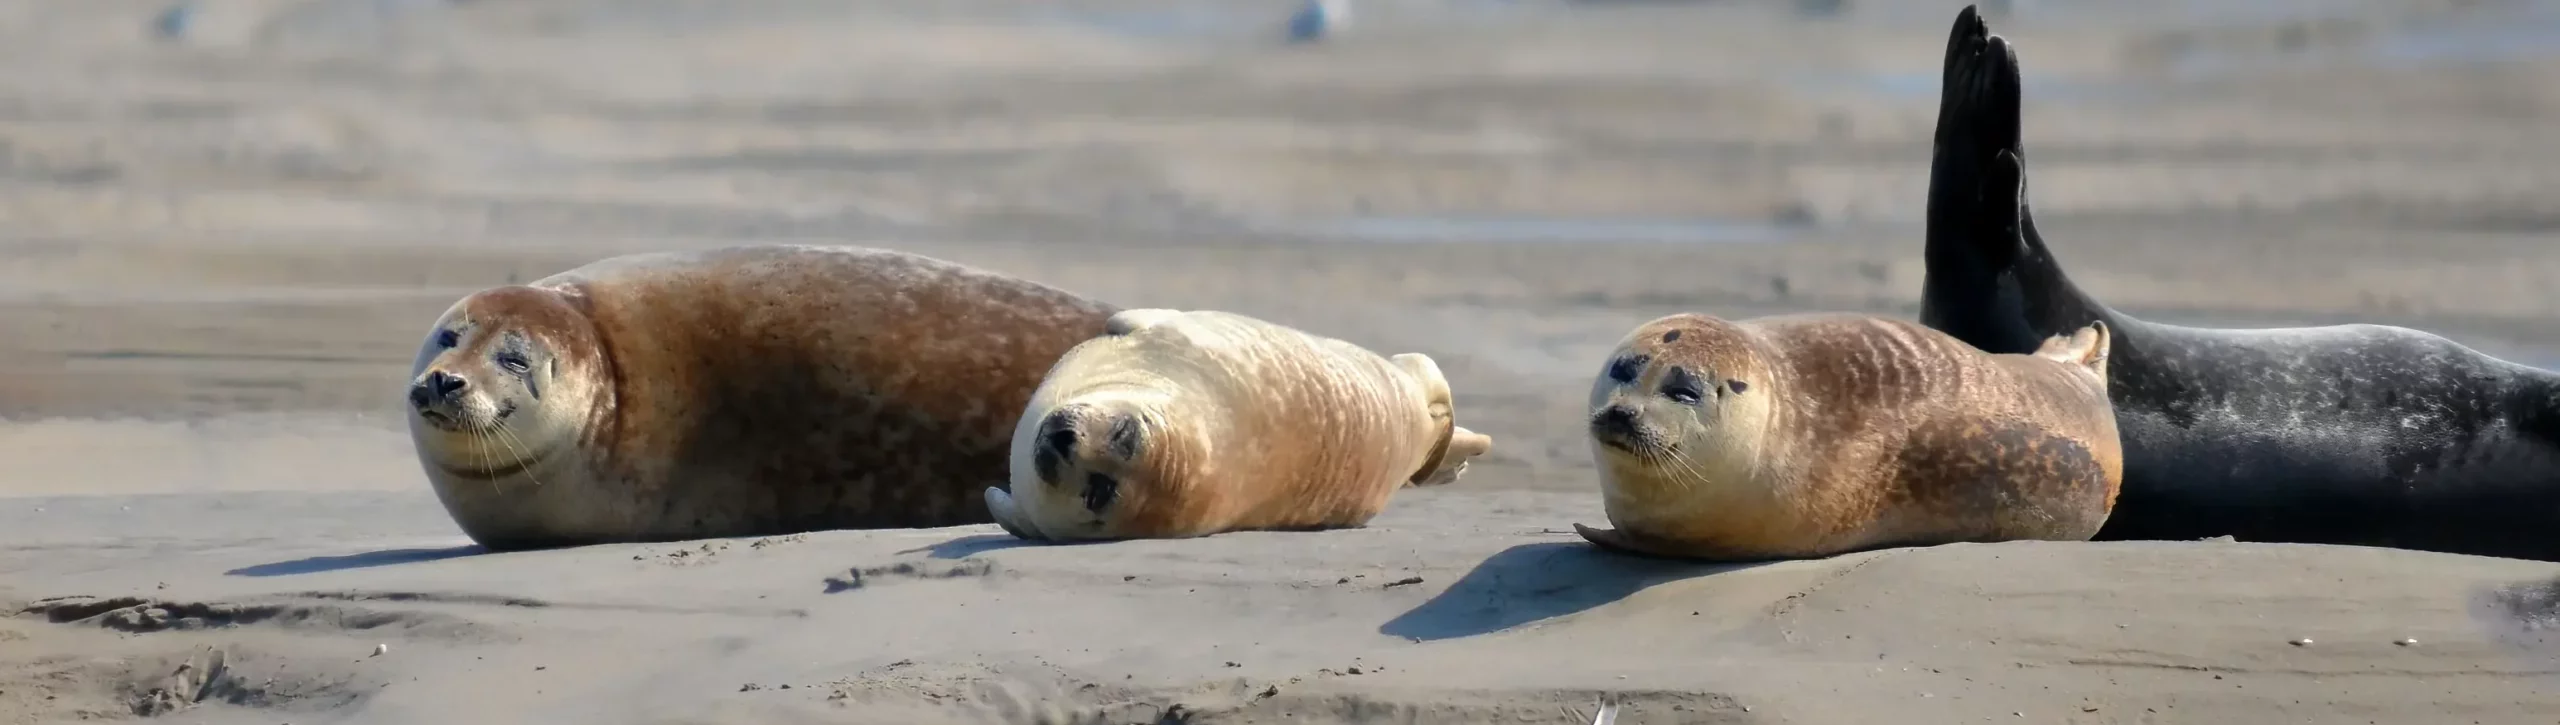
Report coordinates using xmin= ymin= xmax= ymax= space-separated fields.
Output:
xmin=6 ymin=0 xmax=2560 ymax=496
xmin=4 ymin=1 xmax=2560 ymax=723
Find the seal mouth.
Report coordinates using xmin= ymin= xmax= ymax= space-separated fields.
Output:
xmin=413 ymin=399 xmax=519 ymax=434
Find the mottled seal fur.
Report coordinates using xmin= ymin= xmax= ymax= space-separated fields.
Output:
xmin=1921 ymin=6 xmax=2560 ymax=561
xmin=1576 ymin=312 xmax=2121 ymax=561
xmin=984 ymin=308 xmax=1494 ymax=541
xmin=403 ymin=244 xmax=1118 ymax=551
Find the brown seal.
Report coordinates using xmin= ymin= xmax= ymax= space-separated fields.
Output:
xmin=1574 ymin=312 xmax=2121 ymax=561
xmin=403 ymin=244 xmax=1119 ymax=551
xmin=983 ymin=308 xmax=1495 ymax=541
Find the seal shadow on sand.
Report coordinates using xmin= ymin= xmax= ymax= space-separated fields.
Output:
xmin=225 ymin=545 xmax=487 ymax=577
xmin=908 ymin=532 xmax=1045 ymax=559
xmin=1381 ymin=541 xmax=1766 ymax=642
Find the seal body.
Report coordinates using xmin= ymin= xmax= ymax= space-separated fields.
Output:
xmin=1577 ymin=312 xmax=2121 ymax=561
xmin=984 ymin=308 xmax=1494 ymax=541
xmin=403 ymin=244 xmax=1119 ymax=550
xmin=1921 ymin=6 xmax=2560 ymax=561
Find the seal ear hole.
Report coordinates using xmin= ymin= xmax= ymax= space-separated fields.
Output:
xmin=1661 ymin=330 xmax=1682 ymax=343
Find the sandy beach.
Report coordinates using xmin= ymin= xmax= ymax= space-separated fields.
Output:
xmin=7 ymin=0 xmax=2560 ymax=722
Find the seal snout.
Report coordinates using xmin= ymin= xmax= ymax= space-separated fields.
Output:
xmin=409 ymin=369 xmax=473 ymax=423
xmin=1031 ymin=405 xmax=1088 ymax=484
xmin=1590 ymin=404 xmax=1649 ymax=452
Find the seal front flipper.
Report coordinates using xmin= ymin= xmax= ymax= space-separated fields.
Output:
xmin=1104 ymin=308 xmax=1185 ymax=336
xmin=984 ymin=487 xmax=1043 ymax=541
xmin=1571 ymin=523 xmax=1748 ymax=561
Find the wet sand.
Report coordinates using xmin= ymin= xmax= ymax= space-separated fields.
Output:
xmin=6 ymin=0 xmax=2560 ymax=723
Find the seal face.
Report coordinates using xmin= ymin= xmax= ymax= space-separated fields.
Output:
xmin=408 ymin=285 xmax=607 ymax=492
xmin=1577 ymin=312 xmax=2122 ymax=561
xmin=1921 ymin=6 xmax=2560 ymax=561
xmin=404 ymin=244 xmax=1119 ymax=551
xmin=984 ymin=308 xmax=1494 ymax=541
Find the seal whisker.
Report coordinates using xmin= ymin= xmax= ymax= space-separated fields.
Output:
xmin=490 ymin=421 xmax=546 ymax=488
xmin=1665 ymin=447 xmax=1713 ymax=493
xmin=469 ymin=428 xmax=500 ymax=494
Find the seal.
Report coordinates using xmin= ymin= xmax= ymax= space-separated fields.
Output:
xmin=982 ymin=308 xmax=1495 ymax=541
xmin=1572 ymin=312 xmax=2121 ymax=561
xmin=403 ymin=244 xmax=1120 ymax=551
xmin=1920 ymin=6 xmax=2560 ymax=561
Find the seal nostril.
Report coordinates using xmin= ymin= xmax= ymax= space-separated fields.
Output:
xmin=430 ymin=370 xmax=468 ymax=397
xmin=1082 ymin=472 xmax=1119 ymax=513
xmin=1592 ymin=405 xmax=1640 ymax=437
xmin=1045 ymin=428 xmax=1078 ymax=457
xmin=408 ymin=381 xmax=433 ymax=409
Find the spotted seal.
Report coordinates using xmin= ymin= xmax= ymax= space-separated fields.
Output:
xmin=404 ymin=244 xmax=1119 ymax=550
xmin=1575 ymin=312 xmax=2121 ymax=561
xmin=983 ymin=308 xmax=1494 ymax=541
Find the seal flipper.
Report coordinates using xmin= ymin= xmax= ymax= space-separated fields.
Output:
xmin=1414 ymin=427 xmax=1494 ymax=487
xmin=1573 ymin=523 xmax=1777 ymax=562
xmin=1391 ymin=352 xmax=1493 ymax=486
xmin=2033 ymin=319 xmax=2111 ymax=381
xmin=1925 ymin=6 xmax=2023 ymax=271
xmin=1104 ymin=309 xmax=1185 ymax=336
xmin=985 ymin=487 xmax=1042 ymax=541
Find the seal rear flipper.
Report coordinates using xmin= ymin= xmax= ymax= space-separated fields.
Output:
xmin=2031 ymin=319 xmax=2111 ymax=381
xmin=1389 ymin=352 xmax=1485 ymax=486
xmin=1412 ymin=427 xmax=1493 ymax=487
xmin=1925 ymin=6 xmax=2025 ymax=270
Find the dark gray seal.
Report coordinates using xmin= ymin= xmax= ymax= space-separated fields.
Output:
xmin=1919 ymin=6 xmax=2560 ymax=561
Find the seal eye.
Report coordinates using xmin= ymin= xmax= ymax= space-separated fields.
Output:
xmin=1606 ymin=355 xmax=1650 ymax=384
xmin=434 ymin=329 xmax=460 ymax=348
xmin=1661 ymin=366 xmax=1706 ymax=405
xmin=1726 ymin=379 xmax=1750 ymax=395
xmin=496 ymin=352 xmax=532 ymax=374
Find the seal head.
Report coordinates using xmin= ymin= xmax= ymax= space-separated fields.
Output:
xmin=406 ymin=285 xmax=609 ymax=492
xmin=1587 ymin=315 xmax=1780 ymax=508
xmin=991 ymin=392 xmax=1199 ymax=541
